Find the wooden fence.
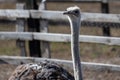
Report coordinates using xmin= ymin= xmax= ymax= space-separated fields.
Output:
xmin=0 ymin=0 xmax=120 ymax=73
xmin=0 ymin=0 xmax=119 ymax=37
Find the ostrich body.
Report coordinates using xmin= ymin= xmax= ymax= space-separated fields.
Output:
xmin=9 ymin=61 xmax=74 ymax=80
xmin=63 ymin=6 xmax=83 ymax=80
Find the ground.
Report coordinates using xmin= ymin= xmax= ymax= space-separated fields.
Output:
xmin=0 ymin=1 xmax=120 ymax=80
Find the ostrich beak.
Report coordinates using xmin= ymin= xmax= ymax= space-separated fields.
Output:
xmin=63 ymin=11 xmax=72 ymax=15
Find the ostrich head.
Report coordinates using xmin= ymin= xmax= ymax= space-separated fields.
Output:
xmin=63 ymin=6 xmax=80 ymax=18
xmin=63 ymin=6 xmax=81 ymax=26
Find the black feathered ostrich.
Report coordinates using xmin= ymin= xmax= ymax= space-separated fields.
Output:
xmin=9 ymin=6 xmax=83 ymax=80
xmin=8 ymin=61 xmax=74 ymax=80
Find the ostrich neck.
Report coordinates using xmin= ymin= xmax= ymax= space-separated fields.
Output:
xmin=67 ymin=16 xmax=83 ymax=80
xmin=69 ymin=16 xmax=80 ymax=54
xmin=68 ymin=16 xmax=80 ymax=59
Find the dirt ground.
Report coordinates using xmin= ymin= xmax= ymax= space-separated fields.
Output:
xmin=0 ymin=64 xmax=16 ymax=80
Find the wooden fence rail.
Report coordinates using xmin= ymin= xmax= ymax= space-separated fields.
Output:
xmin=0 ymin=56 xmax=120 ymax=72
xmin=0 ymin=32 xmax=120 ymax=45
xmin=0 ymin=10 xmax=120 ymax=23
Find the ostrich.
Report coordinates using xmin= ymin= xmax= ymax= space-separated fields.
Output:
xmin=8 ymin=61 xmax=74 ymax=80
xmin=63 ymin=6 xmax=83 ymax=80
xmin=8 ymin=6 xmax=82 ymax=80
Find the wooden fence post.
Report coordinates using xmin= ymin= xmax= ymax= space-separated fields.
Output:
xmin=101 ymin=0 xmax=110 ymax=36
xmin=39 ymin=0 xmax=51 ymax=58
xmin=16 ymin=2 xmax=27 ymax=56
xmin=26 ymin=0 xmax=41 ymax=57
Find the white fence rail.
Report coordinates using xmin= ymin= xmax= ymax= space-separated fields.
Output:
xmin=0 ymin=56 xmax=120 ymax=72
xmin=0 ymin=10 xmax=120 ymax=23
xmin=0 ymin=32 xmax=120 ymax=45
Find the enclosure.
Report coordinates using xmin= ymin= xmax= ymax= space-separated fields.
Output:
xmin=0 ymin=0 xmax=120 ymax=80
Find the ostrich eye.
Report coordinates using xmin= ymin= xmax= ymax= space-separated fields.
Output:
xmin=74 ymin=10 xmax=79 ymax=14
xmin=73 ymin=10 xmax=79 ymax=17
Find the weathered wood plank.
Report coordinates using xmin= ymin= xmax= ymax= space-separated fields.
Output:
xmin=30 ymin=10 xmax=67 ymax=22
xmin=40 ymin=20 xmax=51 ymax=58
xmin=0 ymin=56 xmax=120 ymax=72
xmin=0 ymin=0 xmax=16 ymax=3
xmin=16 ymin=3 xmax=27 ymax=56
xmin=26 ymin=0 xmax=42 ymax=57
xmin=34 ymin=33 xmax=120 ymax=45
xmin=39 ymin=0 xmax=51 ymax=58
xmin=0 ymin=32 xmax=120 ymax=45
xmin=0 ymin=10 xmax=29 ymax=18
xmin=81 ymin=12 xmax=120 ymax=23
xmin=0 ymin=32 xmax=32 ymax=40
xmin=0 ymin=10 xmax=120 ymax=23
xmin=31 ymin=10 xmax=120 ymax=23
